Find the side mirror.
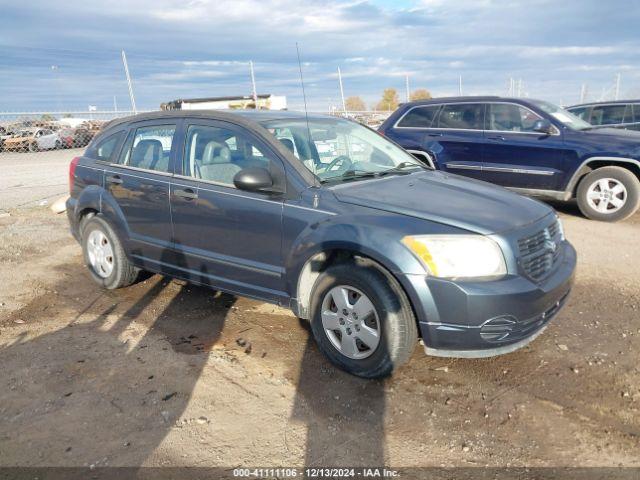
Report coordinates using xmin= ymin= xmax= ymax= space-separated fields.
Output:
xmin=532 ymin=119 xmax=554 ymax=135
xmin=233 ymin=167 xmax=281 ymax=194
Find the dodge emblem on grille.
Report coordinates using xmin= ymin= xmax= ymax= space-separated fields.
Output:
xmin=544 ymin=239 xmax=557 ymax=253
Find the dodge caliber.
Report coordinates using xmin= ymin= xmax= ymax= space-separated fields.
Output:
xmin=66 ymin=110 xmax=576 ymax=378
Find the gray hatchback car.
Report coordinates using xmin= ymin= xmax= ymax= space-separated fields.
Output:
xmin=66 ymin=110 xmax=576 ymax=378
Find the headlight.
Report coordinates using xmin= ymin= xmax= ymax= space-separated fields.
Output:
xmin=402 ymin=235 xmax=507 ymax=278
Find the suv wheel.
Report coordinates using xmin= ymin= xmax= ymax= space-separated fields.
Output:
xmin=28 ymin=142 xmax=38 ymax=153
xmin=81 ymin=215 xmax=139 ymax=289
xmin=577 ymin=166 xmax=640 ymax=222
xmin=309 ymin=263 xmax=417 ymax=378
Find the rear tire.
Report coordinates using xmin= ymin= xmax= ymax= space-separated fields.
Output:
xmin=577 ymin=166 xmax=640 ymax=222
xmin=81 ymin=215 xmax=139 ymax=289
xmin=309 ymin=263 xmax=418 ymax=378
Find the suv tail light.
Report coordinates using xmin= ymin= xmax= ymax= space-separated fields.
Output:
xmin=69 ymin=156 xmax=80 ymax=194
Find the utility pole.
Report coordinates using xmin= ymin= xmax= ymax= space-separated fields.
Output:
xmin=458 ymin=75 xmax=463 ymax=96
xmin=614 ymin=73 xmax=621 ymax=100
xmin=121 ymin=50 xmax=137 ymax=113
xmin=337 ymin=67 xmax=346 ymax=113
xmin=113 ymin=96 xmax=118 ymax=112
xmin=405 ymin=75 xmax=410 ymax=103
xmin=250 ymin=60 xmax=258 ymax=107
xmin=580 ymin=84 xmax=588 ymax=103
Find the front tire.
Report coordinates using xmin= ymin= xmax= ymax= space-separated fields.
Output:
xmin=309 ymin=263 xmax=418 ymax=378
xmin=81 ymin=215 xmax=139 ymax=289
xmin=577 ymin=166 xmax=640 ymax=222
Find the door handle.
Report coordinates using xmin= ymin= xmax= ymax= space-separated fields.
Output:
xmin=427 ymin=132 xmax=443 ymax=137
xmin=487 ymin=135 xmax=506 ymax=141
xmin=106 ymin=174 xmax=123 ymax=185
xmin=174 ymin=188 xmax=198 ymax=200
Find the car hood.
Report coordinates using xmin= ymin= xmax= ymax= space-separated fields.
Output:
xmin=331 ymin=171 xmax=553 ymax=235
xmin=579 ymin=127 xmax=640 ymax=155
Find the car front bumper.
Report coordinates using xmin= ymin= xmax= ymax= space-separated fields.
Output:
xmin=402 ymin=241 xmax=576 ymax=358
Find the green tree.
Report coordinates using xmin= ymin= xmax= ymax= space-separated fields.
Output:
xmin=345 ymin=96 xmax=366 ymax=111
xmin=410 ymin=89 xmax=432 ymax=101
xmin=375 ymin=88 xmax=399 ymax=111
xmin=40 ymin=114 xmax=56 ymax=121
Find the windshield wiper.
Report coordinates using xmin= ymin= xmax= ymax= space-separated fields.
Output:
xmin=383 ymin=161 xmax=428 ymax=173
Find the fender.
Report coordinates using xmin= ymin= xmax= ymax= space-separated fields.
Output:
xmin=75 ymin=186 xmax=132 ymax=247
xmin=565 ymin=156 xmax=640 ymax=196
xmin=284 ymin=219 xmax=429 ymax=318
xmin=73 ymin=185 xmax=102 ymax=225
xmin=97 ymin=189 xmax=133 ymax=248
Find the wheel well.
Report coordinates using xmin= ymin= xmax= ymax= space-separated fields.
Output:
xmin=572 ymin=160 xmax=640 ymax=197
xmin=78 ymin=208 xmax=99 ymax=236
xmin=295 ymin=249 xmax=419 ymax=331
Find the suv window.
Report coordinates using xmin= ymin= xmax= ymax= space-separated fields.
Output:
xmin=88 ymin=132 xmax=123 ymax=162
xmin=568 ymin=106 xmax=589 ymax=121
xmin=590 ymin=105 xmax=627 ymax=126
xmin=120 ymin=125 xmax=175 ymax=172
xmin=183 ymin=124 xmax=272 ymax=187
xmin=436 ymin=104 xmax=483 ymax=130
xmin=397 ymin=105 xmax=440 ymax=128
xmin=487 ymin=103 xmax=543 ymax=133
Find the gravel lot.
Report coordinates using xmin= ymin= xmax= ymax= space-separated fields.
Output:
xmin=0 ymin=151 xmax=639 ymax=470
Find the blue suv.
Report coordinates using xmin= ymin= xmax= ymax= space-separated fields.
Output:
xmin=67 ymin=110 xmax=575 ymax=378
xmin=380 ymin=96 xmax=640 ymax=222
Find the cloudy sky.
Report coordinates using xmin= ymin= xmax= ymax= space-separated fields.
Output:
xmin=1 ymin=0 xmax=639 ymax=112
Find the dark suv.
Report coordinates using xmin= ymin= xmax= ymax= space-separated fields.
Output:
xmin=67 ymin=110 xmax=576 ymax=378
xmin=567 ymin=100 xmax=640 ymax=132
xmin=380 ymin=96 xmax=640 ymax=222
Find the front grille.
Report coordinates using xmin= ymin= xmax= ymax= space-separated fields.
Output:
xmin=518 ymin=220 xmax=562 ymax=281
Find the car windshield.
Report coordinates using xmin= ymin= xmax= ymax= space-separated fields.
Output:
xmin=531 ymin=100 xmax=593 ymax=131
xmin=260 ymin=117 xmax=423 ymax=182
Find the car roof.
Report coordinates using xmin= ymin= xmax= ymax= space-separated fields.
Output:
xmin=102 ymin=109 xmax=336 ymax=132
xmin=567 ymin=99 xmax=640 ymax=108
xmin=401 ymin=96 xmax=545 ymax=108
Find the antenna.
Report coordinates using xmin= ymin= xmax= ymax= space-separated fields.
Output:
xmin=295 ymin=42 xmax=319 ymax=186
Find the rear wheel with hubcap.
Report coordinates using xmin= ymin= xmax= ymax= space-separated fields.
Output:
xmin=577 ymin=166 xmax=640 ymax=222
xmin=310 ymin=263 xmax=418 ymax=378
xmin=81 ymin=215 xmax=139 ymax=289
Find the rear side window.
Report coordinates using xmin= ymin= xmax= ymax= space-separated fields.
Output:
xmin=120 ymin=125 xmax=176 ymax=172
xmin=590 ymin=105 xmax=627 ymax=126
xmin=88 ymin=132 xmax=123 ymax=162
xmin=397 ymin=105 xmax=440 ymax=128
xmin=436 ymin=104 xmax=483 ymax=130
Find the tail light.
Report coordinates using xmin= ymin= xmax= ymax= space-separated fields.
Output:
xmin=69 ymin=156 xmax=80 ymax=194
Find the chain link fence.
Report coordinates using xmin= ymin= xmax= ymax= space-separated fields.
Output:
xmin=0 ymin=109 xmax=391 ymax=156
xmin=0 ymin=111 xmax=139 ymax=154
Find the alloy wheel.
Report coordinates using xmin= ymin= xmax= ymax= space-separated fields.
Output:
xmin=320 ymin=285 xmax=381 ymax=359
xmin=586 ymin=178 xmax=627 ymax=214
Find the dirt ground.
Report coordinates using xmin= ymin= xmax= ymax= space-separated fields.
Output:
xmin=0 ymin=151 xmax=639 ymax=470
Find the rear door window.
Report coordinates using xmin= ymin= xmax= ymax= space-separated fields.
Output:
xmin=436 ymin=104 xmax=483 ymax=130
xmin=87 ymin=132 xmax=123 ymax=162
xmin=397 ymin=105 xmax=440 ymax=128
xmin=590 ymin=105 xmax=627 ymax=126
xmin=120 ymin=125 xmax=176 ymax=172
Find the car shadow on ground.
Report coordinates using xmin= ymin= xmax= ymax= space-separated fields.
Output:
xmin=0 ymin=253 xmax=237 ymax=468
